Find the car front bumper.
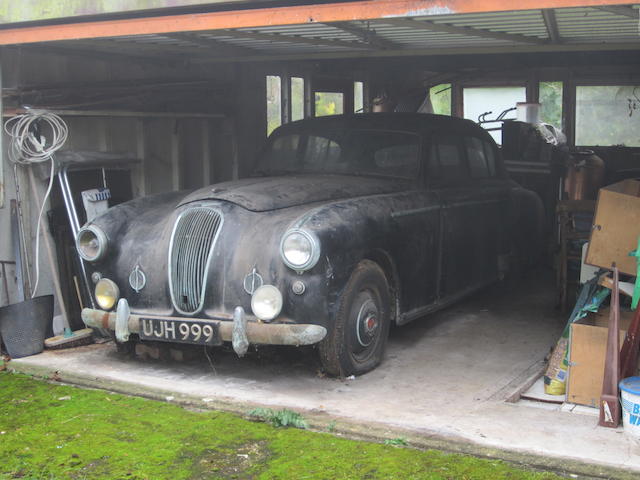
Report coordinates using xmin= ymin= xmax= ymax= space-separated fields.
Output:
xmin=81 ymin=299 xmax=327 ymax=357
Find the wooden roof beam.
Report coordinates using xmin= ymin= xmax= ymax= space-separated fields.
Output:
xmin=3 ymin=0 xmax=634 ymax=46
xmin=327 ymin=21 xmax=399 ymax=50
xmin=217 ymin=29 xmax=373 ymax=50
xmin=542 ymin=9 xmax=562 ymax=43
xmin=378 ymin=17 xmax=548 ymax=45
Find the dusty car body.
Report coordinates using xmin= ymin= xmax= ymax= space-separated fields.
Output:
xmin=79 ymin=113 xmax=542 ymax=376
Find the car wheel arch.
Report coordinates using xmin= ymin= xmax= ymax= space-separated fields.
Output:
xmin=361 ymin=249 xmax=400 ymax=325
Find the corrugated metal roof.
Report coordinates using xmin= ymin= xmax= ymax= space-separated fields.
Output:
xmin=61 ymin=6 xmax=640 ymax=60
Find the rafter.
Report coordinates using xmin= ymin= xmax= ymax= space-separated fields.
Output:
xmin=378 ymin=18 xmax=547 ymax=45
xmin=594 ymin=5 xmax=639 ymax=19
xmin=213 ymin=29 xmax=374 ymax=50
xmin=190 ymin=41 xmax=640 ymax=65
xmin=327 ymin=22 xmax=399 ymax=50
xmin=541 ymin=9 xmax=561 ymax=43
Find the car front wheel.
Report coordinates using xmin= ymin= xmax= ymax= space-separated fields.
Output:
xmin=319 ymin=260 xmax=391 ymax=376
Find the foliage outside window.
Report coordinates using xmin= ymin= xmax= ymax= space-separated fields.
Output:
xmin=539 ymin=81 xmax=563 ymax=129
xmin=429 ymin=84 xmax=451 ymax=116
xmin=463 ymin=86 xmax=526 ymax=144
xmin=266 ymin=75 xmax=282 ymax=136
xmin=575 ymin=85 xmax=640 ymax=147
xmin=354 ymin=82 xmax=364 ymax=113
xmin=291 ymin=77 xmax=305 ymax=122
xmin=315 ymin=92 xmax=344 ymax=117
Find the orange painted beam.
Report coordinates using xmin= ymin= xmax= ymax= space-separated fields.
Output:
xmin=0 ymin=0 xmax=632 ymax=46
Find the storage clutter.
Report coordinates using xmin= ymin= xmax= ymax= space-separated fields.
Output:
xmin=544 ymin=178 xmax=640 ymax=434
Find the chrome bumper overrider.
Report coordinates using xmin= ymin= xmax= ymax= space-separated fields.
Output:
xmin=81 ymin=299 xmax=327 ymax=357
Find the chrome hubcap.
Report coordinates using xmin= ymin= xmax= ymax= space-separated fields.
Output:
xmin=355 ymin=298 xmax=379 ymax=348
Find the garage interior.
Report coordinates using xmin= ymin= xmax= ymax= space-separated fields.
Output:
xmin=1 ymin=1 xmax=640 ymax=477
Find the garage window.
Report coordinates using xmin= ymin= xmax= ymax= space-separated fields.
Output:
xmin=575 ymin=85 xmax=640 ymax=147
xmin=291 ymin=77 xmax=305 ymax=122
xmin=430 ymin=84 xmax=451 ymax=115
xmin=266 ymin=75 xmax=282 ymax=135
xmin=539 ymin=81 xmax=563 ymax=128
xmin=315 ymin=92 xmax=344 ymax=116
xmin=463 ymin=86 xmax=525 ymax=144
xmin=354 ymin=81 xmax=364 ymax=113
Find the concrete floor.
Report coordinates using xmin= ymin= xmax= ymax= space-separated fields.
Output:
xmin=9 ymin=271 xmax=640 ymax=478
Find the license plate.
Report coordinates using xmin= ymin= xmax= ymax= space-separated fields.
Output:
xmin=139 ymin=318 xmax=221 ymax=345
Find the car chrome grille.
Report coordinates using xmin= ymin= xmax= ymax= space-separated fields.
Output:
xmin=169 ymin=207 xmax=222 ymax=314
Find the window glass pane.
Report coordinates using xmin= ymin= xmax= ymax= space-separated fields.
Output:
xmin=464 ymin=137 xmax=490 ymax=178
xmin=256 ymin=130 xmax=419 ymax=179
xmin=291 ymin=77 xmax=305 ymax=122
xmin=436 ymin=138 xmax=463 ymax=180
xmin=430 ymin=84 xmax=451 ymax=115
xmin=463 ymin=87 xmax=525 ymax=144
xmin=576 ymin=86 xmax=640 ymax=147
xmin=315 ymin=92 xmax=344 ymax=116
xmin=354 ymin=81 xmax=364 ymax=113
xmin=427 ymin=143 xmax=440 ymax=178
xmin=539 ymin=81 xmax=563 ymax=129
xmin=266 ymin=75 xmax=282 ymax=136
xmin=366 ymin=134 xmax=419 ymax=178
xmin=482 ymin=141 xmax=497 ymax=177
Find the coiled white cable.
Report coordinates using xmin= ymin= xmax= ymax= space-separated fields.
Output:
xmin=4 ymin=110 xmax=69 ymax=297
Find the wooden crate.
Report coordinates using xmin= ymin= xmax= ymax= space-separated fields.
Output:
xmin=586 ymin=179 xmax=640 ymax=276
xmin=567 ymin=308 xmax=634 ymax=407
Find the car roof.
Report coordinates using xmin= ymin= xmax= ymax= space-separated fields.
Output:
xmin=273 ymin=112 xmax=486 ymax=137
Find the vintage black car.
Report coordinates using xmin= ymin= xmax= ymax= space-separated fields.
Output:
xmin=79 ymin=113 xmax=542 ymax=376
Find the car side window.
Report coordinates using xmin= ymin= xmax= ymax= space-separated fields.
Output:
xmin=433 ymin=136 xmax=464 ymax=181
xmin=267 ymin=134 xmax=301 ymax=169
xmin=482 ymin=140 xmax=497 ymax=177
xmin=464 ymin=136 xmax=491 ymax=178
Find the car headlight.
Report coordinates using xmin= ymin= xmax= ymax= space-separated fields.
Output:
xmin=95 ymin=278 xmax=119 ymax=311
xmin=280 ymin=229 xmax=320 ymax=272
xmin=251 ymin=285 xmax=283 ymax=321
xmin=76 ymin=225 xmax=108 ymax=262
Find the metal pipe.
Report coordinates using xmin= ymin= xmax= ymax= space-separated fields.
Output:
xmin=57 ymin=167 xmax=95 ymax=308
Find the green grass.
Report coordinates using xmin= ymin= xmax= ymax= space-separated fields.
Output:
xmin=0 ymin=372 xmax=564 ymax=480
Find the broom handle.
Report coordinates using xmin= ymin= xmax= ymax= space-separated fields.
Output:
xmin=28 ymin=166 xmax=71 ymax=331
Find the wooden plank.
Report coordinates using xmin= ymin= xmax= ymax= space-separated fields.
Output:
xmin=0 ymin=0 xmax=633 ymax=46
xmin=567 ymin=309 xmax=632 ymax=408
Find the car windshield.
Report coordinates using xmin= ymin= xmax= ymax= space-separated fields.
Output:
xmin=255 ymin=129 xmax=420 ymax=179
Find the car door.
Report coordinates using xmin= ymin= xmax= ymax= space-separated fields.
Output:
xmin=388 ymin=132 xmax=441 ymax=318
xmin=428 ymin=131 xmax=508 ymax=300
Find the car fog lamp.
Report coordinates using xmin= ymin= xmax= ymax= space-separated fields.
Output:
xmin=251 ymin=285 xmax=283 ymax=321
xmin=280 ymin=229 xmax=320 ymax=271
xmin=76 ymin=225 xmax=108 ymax=262
xmin=95 ymin=278 xmax=120 ymax=311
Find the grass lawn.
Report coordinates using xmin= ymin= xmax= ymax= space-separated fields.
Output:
xmin=0 ymin=371 xmax=564 ymax=480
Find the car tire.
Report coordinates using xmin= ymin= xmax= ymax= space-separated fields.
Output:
xmin=319 ymin=260 xmax=391 ymax=377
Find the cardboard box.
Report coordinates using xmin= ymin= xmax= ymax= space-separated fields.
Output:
xmin=587 ymin=179 xmax=640 ymax=276
xmin=567 ymin=307 xmax=634 ymax=407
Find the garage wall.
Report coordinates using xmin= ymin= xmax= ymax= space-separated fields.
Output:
xmin=0 ymin=46 xmax=241 ymax=308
